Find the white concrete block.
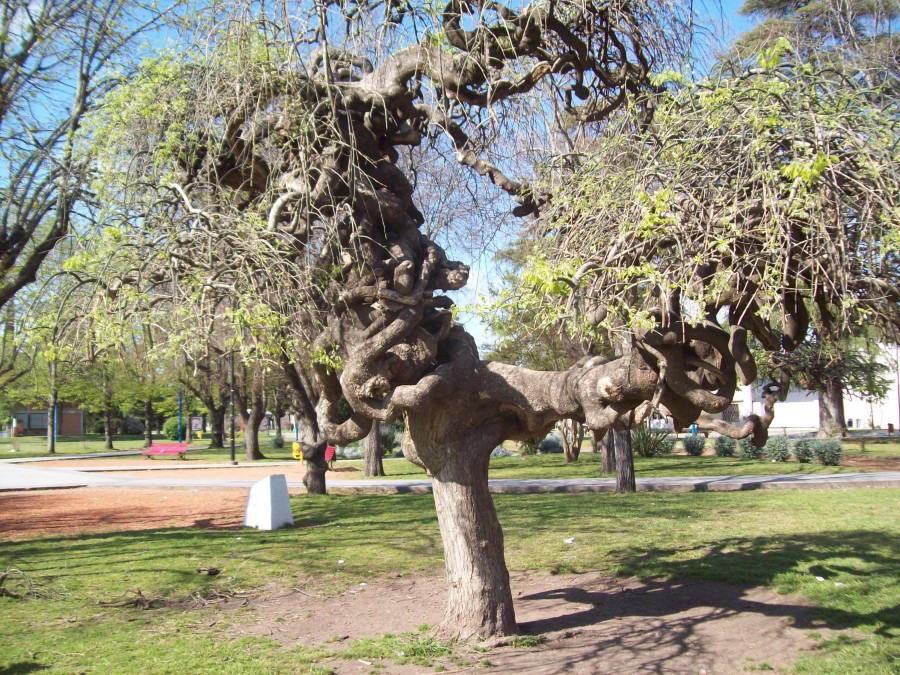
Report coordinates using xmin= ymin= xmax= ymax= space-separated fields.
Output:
xmin=243 ymin=474 xmax=294 ymax=530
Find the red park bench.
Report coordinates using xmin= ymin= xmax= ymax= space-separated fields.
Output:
xmin=142 ymin=442 xmax=189 ymax=460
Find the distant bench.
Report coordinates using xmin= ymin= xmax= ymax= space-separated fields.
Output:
xmin=142 ymin=442 xmax=189 ymax=460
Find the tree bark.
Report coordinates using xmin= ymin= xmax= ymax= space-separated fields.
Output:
xmin=614 ymin=429 xmax=636 ymax=493
xmin=46 ymin=370 xmax=57 ymax=455
xmin=302 ymin=442 xmax=328 ymax=494
xmin=818 ymin=379 xmax=847 ymax=438
xmin=208 ymin=404 xmax=225 ymax=448
xmin=143 ymin=399 xmax=154 ymax=447
xmin=560 ymin=419 xmax=584 ymax=463
xmin=242 ymin=396 xmax=266 ymax=461
xmin=102 ymin=367 xmax=114 ymax=450
xmin=431 ymin=445 xmax=517 ymax=640
xmin=364 ymin=421 xmax=385 ymax=476
xmin=601 ymin=430 xmax=616 ymax=474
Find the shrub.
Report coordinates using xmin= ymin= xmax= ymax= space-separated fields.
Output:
xmin=631 ymin=425 xmax=675 ymax=458
xmin=813 ymin=438 xmax=842 ymax=465
xmin=764 ymin=436 xmax=792 ymax=462
xmin=336 ymin=445 xmax=362 ymax=459
xmin=539 ymin=434 xmax=564 ymax=454
xmin=162 ymin=417 xmax=184 ymax=440
xmin=738 ymin=437 xmax=763 ymax=459
xmin=518 ymin=438 xmax=541 ymax=455
xmin=272 ymin=433 xmax=285 ymax=448
xmin=682 ymin=435 xmax=706 ymax=456
xmin=793 ymin=439 xmax=814 ymax=463
xmin=714 ymin=436 xmax=736 ymax=457
xmin=491 ymin=445 xmax=514 ymax=458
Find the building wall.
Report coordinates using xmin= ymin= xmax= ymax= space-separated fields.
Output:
xmin=12 ymin=404 xmax=83 ymax=436
xmin=738 ymin=344 xmax=900 ymax=432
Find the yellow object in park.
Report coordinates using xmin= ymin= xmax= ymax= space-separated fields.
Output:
xmin=292 ymin=442 xmax=303 ymax=460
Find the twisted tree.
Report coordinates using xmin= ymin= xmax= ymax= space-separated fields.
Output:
xmin=86 ymin=0 xmax=897 ymax=639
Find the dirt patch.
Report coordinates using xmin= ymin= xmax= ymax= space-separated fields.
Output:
xmin=234 ymin=571 xmax=822 ymax=674
xmin=841 ymin=455 xmax=900 ymax=471
xmin=0 ymin=488 xmax=249 ymax=539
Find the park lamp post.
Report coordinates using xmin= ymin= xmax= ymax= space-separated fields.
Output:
xmin=177 ymin=391 xmax=183 ymax=443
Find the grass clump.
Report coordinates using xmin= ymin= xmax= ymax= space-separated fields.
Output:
xmin=342 ymin=631 xmax=454 ymax=666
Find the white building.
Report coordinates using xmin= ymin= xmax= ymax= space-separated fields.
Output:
xmin=737 ymin=344 xmax=900 ymax=434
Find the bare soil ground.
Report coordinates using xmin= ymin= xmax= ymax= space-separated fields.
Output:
xmin=237 ymin=571 xmax=821 ymax=674
xmin=1 ymin=487 xmax=824 ymax=673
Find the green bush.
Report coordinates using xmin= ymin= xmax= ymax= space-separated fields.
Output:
xmin=794 ymin=439 xmax=814 ymax=463
xmin=714 ymin=436 xmax=736 ymax=457
xmin=764 ymin=436 xmax=792 ymax=462
xmin=813 ymin=438 xmax=843 ymax=465
xmin=631 ymin=426 xmax=675 ymax=458
xmin=162 ymin=417 xmax=184 ymax=440
xmin=518 ymin=438 xmax=541 ymax=455
xmin=738 ymin=437 xmax=763 ymax=459
xmin=539 ymin=435 xmax=564 ymax=453
xmin=272 ymin=432 xmax=285 ymax=448
xmin=682 ymin=435 xmax=706 ymax=456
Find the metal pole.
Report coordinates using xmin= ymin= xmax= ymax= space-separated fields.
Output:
xmin=230 ymin=351 xmax=236 ymax=465
xmin=53 ymin=403 xmax=58 ymax=446
xmin=177 ymin=391 xmax=183 ymax=443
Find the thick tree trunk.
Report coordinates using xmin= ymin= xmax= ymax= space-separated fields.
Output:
xmin=818 ymin=380 xmax=847 ymax=438
xmin=46 ymin=387 xmax=57 ymax=455
xmin=243 ymin=406 xmax=266 ymax=461
xmin=302 ymin=442 xmax=328 ymax=494
xmin=208 ymin=404 xmax=225 ymax=448
xmin=364 ymin=422 xmax=385 ymax=477
xmin=431 ymin=447 xmax=517 ymax=640
xmin=601 ymin=430 xmax=616 ymax=474
xmin=614 ymin=429 xmax=636 ymax=493
xmin=101 ymin=368 xmax=114 ymax=450
xmin=143 ymin=399 xmax=153 ymax=447
xmin=560 ymin=419 xmax=584 ymax=463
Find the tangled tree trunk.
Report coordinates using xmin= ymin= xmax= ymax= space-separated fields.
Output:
xmin=601 ymin=430 xmax=616 ymax=475
xmin=143 ymin=398 xmax=153 ymax=447
xmin=302 ymin=441 xmax=328 ymax=494
xmin=818 ymin=379 xmax=847 ymax=438
xmin=364 ymin=422 xmax=385 ymax=477
xmin=614 ymin=429 xmax=636 ymax=493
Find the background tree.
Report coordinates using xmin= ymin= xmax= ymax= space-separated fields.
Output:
xmin=0 ymin=0 xmax=169 ymax=311
xmin=767 ymin=338 xmax=892 ymax=437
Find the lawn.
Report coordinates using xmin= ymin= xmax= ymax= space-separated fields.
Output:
xmin=1 ymin=489 xmax=897 ymax=673
xmin=341 ymin=451 xmax=872 ymax=479
xmin=0 ymin=433 xmax=297 ymax=462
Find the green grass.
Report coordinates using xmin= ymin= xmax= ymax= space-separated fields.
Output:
xmin=0 ymin=433 xmax=298 ymax=461
xmin=342 ymin=452 xmax=871 ymax=480
xmin=842 ymin=439 xmax=900 ymax=458
xmin=1 ymin=489 xmax=897 ymax=673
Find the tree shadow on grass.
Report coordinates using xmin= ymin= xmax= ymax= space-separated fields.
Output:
xmin=521 ymin=530 xmax=898 ymax=638
xmin=0 ymin=661 xmax=50 ymax=674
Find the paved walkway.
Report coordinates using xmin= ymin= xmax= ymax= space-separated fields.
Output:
xmin=1 ymin=461 xmax=898 ymax=493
